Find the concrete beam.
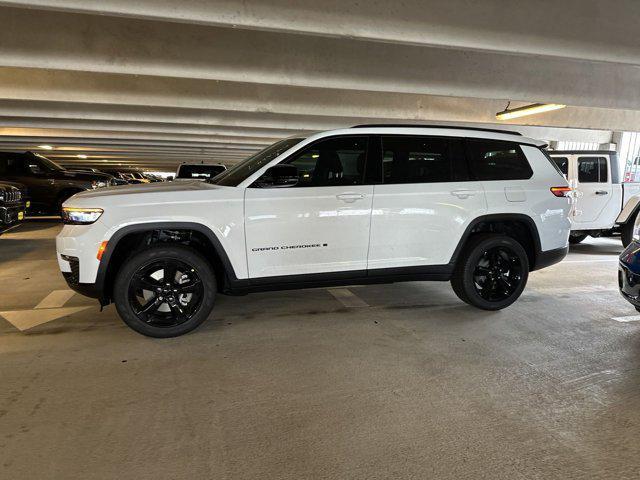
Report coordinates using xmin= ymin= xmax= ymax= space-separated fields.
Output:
xmin=0 ymin=7 xmax=639 ymax=110
xmin=2 ymin=0 xmax=639 ymax=65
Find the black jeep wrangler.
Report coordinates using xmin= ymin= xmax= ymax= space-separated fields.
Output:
xmin=0 ymin=152 xmax=116 ymax=214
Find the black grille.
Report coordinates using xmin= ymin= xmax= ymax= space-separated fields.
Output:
xmin=3 ymin=188 xmax=21 ymax=204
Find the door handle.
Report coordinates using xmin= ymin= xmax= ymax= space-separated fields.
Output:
xmin=595 ymin=190 xmax=609 ymax=195
xmin=336 ymin=193 xmax=365 ymax=202
xmin=451 ymin=189 xmax=477 ymax=199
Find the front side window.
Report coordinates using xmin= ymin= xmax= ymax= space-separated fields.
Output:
xmin=466 ymin=139 xmax=533 ymax=181
xmin=381 ymin=136 xmax=457 ymax=184
xmin=578 ymin=156 xmax=607 ymax=183
xmin=283 ymin=136 xmax=368 ymax=187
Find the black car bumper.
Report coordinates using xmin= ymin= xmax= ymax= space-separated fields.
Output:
xmin=533 ymin=246 xmax=569 ymax=271
xmin=619 ymin=241 xmax=640 ymax=307
xmin=0 ymin=205 xmax=24 ymax=225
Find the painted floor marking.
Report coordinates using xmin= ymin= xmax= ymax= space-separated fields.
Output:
xmin=562 ymin=259 xmax=619 ymax=264
xmin=35 ymin=289 xmax=76 ymax=309
xmin=611 ymin=315 xmax=640 ymax=323
xmin=328 ymin=288 xmax=370 ymax=308
xmin=0 ymin=307 xmax=91 ymax=331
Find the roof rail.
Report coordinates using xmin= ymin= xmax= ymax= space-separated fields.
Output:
xmin=351 ymin=124 xmax=523 ymax=136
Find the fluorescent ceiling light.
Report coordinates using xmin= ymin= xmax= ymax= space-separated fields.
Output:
xmin=38 ymin=145 xmax=53 ymax=150
xmin=496 ymin=103 xmax=566 ymax=121
xmin=77 ymin=154 xmax=87 ymax=159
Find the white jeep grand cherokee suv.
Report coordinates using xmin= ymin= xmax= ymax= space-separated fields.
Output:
xmin=56 ymin=125 xmax=571 ymax=337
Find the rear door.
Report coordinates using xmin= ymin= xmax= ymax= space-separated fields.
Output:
xmin=367 ymin=135 xmax=486 ymax=269
xmin=244 ymin=136 xmax=374 ymax=278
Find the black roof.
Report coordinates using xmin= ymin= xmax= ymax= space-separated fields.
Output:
xmin=351 ymin=124 xmax=523 ymax=136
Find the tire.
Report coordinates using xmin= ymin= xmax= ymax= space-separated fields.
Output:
xmin=569 ymin=233 xmax=588 ymax=245
xmin=113 ymin=244 xmax=217 ymax=337
xmin=635 ymin=306 xmax=640 ymax=314
xmin=621 ymin=214 xmax=636 ymax=248
xmin=451 ymin=234 xmax=529 ymax=311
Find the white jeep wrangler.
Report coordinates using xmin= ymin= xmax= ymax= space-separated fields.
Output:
xmin=56 ymin=125 xmax=571 ymax=337
xmin=549 ymin=150 xmax=640 ymax=246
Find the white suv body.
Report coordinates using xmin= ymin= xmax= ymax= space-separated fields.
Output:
xmin=56 ymin=126 xmax=571 ymax=337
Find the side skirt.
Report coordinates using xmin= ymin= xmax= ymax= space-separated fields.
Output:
xmin=223 ymin=265 xmax=453 ymax=295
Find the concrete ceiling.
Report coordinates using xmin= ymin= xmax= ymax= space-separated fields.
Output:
xmin=0 ymin=0 xmax=639 ymax=170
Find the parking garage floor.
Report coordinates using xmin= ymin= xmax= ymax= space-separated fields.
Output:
xmin=1 ymin=219 xmax=639 ymax=479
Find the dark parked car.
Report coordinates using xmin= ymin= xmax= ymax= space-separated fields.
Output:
xmin=0 ymin=181 xmax=26 ymax=232
xmin=0 ymin=152 xmax=116 ymax=214
xmin=100 ymin=169 xmax=146 ymax=184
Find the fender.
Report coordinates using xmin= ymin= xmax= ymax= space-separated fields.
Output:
xmin=616 ymin=195 xmax=640 ymax=224
xmin=96 ymin=221 xmax=239 ymax=302
xmin=448 ymin=213 xmax=544 ymax=270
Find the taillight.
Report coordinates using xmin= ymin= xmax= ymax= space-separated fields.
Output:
xmin=550 ymin=186 xmax=571 ymax=197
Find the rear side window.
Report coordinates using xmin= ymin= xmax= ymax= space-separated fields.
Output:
xmin=466 ymin=139 xmax=533 ymax=181
xmin=380 ymin=136 xmax=464 ymax=184
xmin=550 ymin=156 xmax=569 ymax=176
xmin=578 ymin=156 xmax=607 ymax=183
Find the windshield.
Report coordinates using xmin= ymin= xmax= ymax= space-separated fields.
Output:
xmin=213 ymin=138 xmax=304 ymax=186
xmin=177 ymin=164 xmax=226 ymax=179
xmin=33 ymin=153 xmax=65 ymax=172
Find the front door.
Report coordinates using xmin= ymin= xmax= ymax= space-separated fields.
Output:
xmin=572 ymin=155 xmax=613 ymax=227
xmin=244 ymin=136 xmax=373 ymax=278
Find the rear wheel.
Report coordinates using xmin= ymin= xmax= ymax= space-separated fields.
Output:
xmin=569 ymin=233 xmax=588 ymax=245
xmin=451 ymin=234 xmax=529 ymax=310
xmin=113 ymin=245 xmax=216 ymax=337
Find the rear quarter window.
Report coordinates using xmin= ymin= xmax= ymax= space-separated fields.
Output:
xmin=466 ymin=139 xmax=533 ymax=181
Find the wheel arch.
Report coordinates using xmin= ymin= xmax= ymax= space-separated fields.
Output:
xmin=97 ymin=222 xmax=238 ymax=304
xmin=449 ymin=214 xmax=542 ymax=271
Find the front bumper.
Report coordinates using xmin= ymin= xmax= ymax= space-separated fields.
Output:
xmin=0 ymin=205 xmax=24 ymax=225
xmin=619 ymin=241 xmax=640 ymax=306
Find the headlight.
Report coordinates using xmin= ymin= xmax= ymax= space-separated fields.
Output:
xmin=633 ymin=214 xmax=640 ymax=241
xmin=0 ymin=192 xmax=4 ymax=202
xmin=91 ymin=180 xmax=107 ymax=189
xmin=61 ymin=207 xmax=103 ymax=225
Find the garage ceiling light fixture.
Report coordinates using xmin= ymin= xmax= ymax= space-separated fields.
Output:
xmin=77 ymin=154 xmax=87 ymax=159
xmin=496 ymin=103 xmax=566 ymax=120
xmin=38 ymin=145 xmax=53 ymax=150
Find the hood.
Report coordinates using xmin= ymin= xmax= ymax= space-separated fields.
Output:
xmin=0 ymin=180 xmax=28 ymax=193
xmin=71 ymin=179 xmax=220 ymax=200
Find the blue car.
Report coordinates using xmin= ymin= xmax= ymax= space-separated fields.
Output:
xmin=619 ymin=223 xmax=640 ymax=312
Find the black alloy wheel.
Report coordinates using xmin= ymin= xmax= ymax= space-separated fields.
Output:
xmin=128 ymin=259 xmax=205 ymax=328
xmin=451 ymin=234 xmax=529 ymax=310
xmin=114 ymin=245 xmax=216 ymax=337
xmin=472 ymin=246 xmax=524 ymax=302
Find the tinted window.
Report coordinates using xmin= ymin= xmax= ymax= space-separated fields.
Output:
xmin=381 ymin=136 xmax=458 ymax=184
xmin=551 ymin=156 xmax=569 ymax=176
xmin=578 ymin=157 xmax=607 ymax=183
xmin=284 ymin=136 xmax=368 ymax=187
xmin=466 ymin=140 xmax=532 ymax=181
xmin=0 ymin=156 xmax=26 ymax=175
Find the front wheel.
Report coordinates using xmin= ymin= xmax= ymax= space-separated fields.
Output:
xmin=113 ymin=245 xmax=217 ymax=337
xmin=451 ymin=234 xmax=529 ymax=310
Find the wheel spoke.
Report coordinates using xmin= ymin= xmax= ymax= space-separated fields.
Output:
xmin=168 ymin=302 xmax=187 ymax=322
xmin=176 ymin=278 xmax=201 ymax=293
xmin=137 ymin=276 xmax=161 ymax=292
xmin=163 ymin=262 xmax=177 ymax=284
xmin=139 ymin=297 xmax=161 ymax=315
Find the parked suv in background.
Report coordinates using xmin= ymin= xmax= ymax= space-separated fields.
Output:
xmin=0 ymin=152 xmax=116 ymax=214
xmin=0 ymin=182 xmax=26 ymax=231
xmin=56 ymin=125 xmax=571 ymax=337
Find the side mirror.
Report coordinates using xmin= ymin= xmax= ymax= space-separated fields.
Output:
xmin=254 ymin=164 xmax=299 ymax=188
